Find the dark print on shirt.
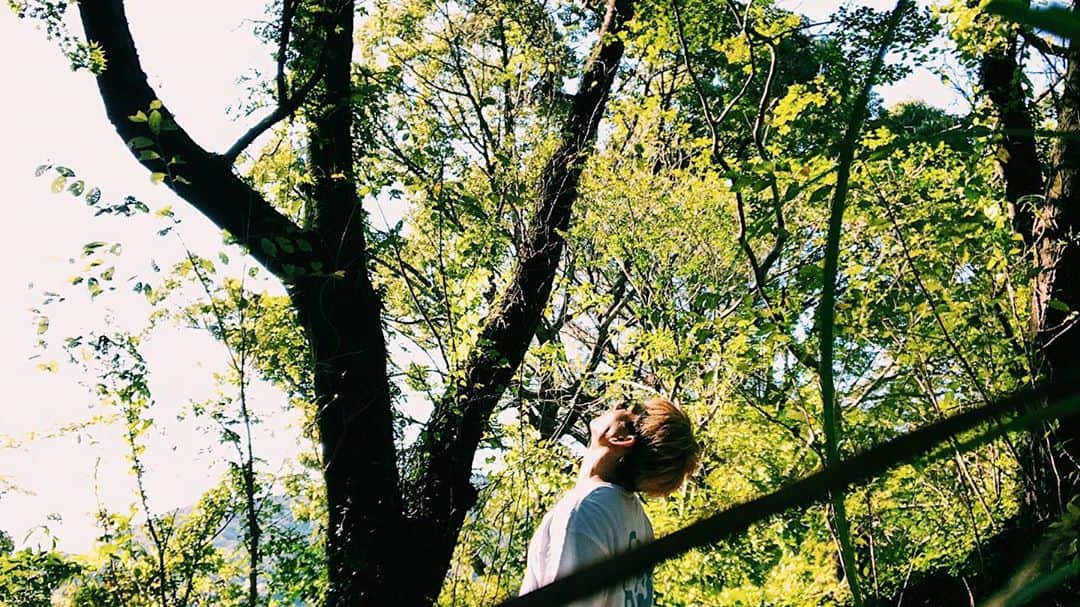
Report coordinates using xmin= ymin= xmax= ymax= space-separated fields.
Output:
xmin=622 ymin=530 xmax=653 ymax=607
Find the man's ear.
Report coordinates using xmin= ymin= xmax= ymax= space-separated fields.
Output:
xmin=609 ymin=433 xmax=636 ymax=448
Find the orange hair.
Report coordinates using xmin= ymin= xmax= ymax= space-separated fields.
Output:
xmin=622 ymin=398 xmax=700 ymax=497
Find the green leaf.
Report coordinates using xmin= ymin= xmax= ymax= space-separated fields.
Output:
xmin=275 ymin=236 xmax=295 ymax=254
xmin=36 ymin=317 xmax=49 ymax=335
xmin=87 ymin=277 xmax=103 ymax=298
xmin=128 ymin=136 xmax=155 ymax=149
xmin=55 ymin=166 xmax=74 ymax=177
xmin=67 ymin=179 xmax=85 ymax=196
xmin=218 ymin=252 xmax=229 ymax=265
xmin=129 ymin=110 xmax=148 ymax=123
xmin=1049 ymin=299 xmax=1070 ymax=312
xmin=149 ymin=99 xmax=162 ymax=110
xmin=138 ymin=150 xmax=161 ymax=161
xmin=260 ymin=237 xmax=278 ymax=257
xmin=85 ymin=187 xmax=101 ymax=205
xmin=50 ymin=175 xmax=67 ymax=193
xmin=297 ymin=238 xmax=313 ymax=252
xmin=809 ymin=185 xmax=831 ymax=203
xmin=174 ymin=175 xmax=192 ymax=185
xmin=148 ymin=109 xmax=162 ymax=135
xmin=150 ymin=172 xmax=167 ymax=185
xmin=82 ymin=241 xmax=106 ymax=255
xmin=35 ymin=164 xmax=51 ymax=177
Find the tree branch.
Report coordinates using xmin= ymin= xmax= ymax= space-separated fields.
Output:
xmin=404 ymin=0 xmax=637 ymax=594
xmin=221 ymin=69 xmax=323 ymax=165
xmin=277 ymin=0 xmax=296 ymax=104
xmin=222 ymin=3 xmax=335 ymax=165
xmin=816 ymin=3 xmax=911 ymax=604
xmin=77 ymin=0 xmax=312 ymax=276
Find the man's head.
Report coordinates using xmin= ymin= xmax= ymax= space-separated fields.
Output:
xmin=588 ymin=397 xmax=700 ymax=497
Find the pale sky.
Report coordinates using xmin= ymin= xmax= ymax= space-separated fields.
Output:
xmin=0 ymin=0 xmax=958 ymax=553
xmin=0 ymin=0 xmax=303 ymax=552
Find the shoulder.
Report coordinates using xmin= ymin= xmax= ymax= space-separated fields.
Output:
xmin=578 ymin=483 xmax=635 ymax=510
xmin=566 ymin=483 xmax=642 ymax=530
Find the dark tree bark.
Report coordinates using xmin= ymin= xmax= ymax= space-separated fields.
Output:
xmin=1036 ymin=20 xmax=1080 ymax=487
xmin=289 ymin=2 xmax=406 ymax=603
xmin=893 ymin=11 xmax=1080 ymax=606
xmin=980 ymin=18 xmax=1080 ymax=527
xmin=77 ymin=0 xmax=635 ymax=604
xmin=404 ymin=0 xmax=637 ymax=602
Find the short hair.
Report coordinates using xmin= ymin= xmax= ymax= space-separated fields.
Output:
xmin=622 ymin=398 xmax=700 ymax=497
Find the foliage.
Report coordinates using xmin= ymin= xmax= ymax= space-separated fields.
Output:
xmin=0 ymin=541 xmax=83 ymax=607
xmin=9 ymin=0 xmax=1080 ymax=604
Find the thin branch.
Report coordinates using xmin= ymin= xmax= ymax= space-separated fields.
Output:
xmin=671 ymin=0 xmax=720 ymax=160
xmin=277 ymin=0 xmax=296 ymax=104
xmin=222 ymin=41 xmax=330 ymax=164
xmin=816 ymin=3 xmax=912 ymax=605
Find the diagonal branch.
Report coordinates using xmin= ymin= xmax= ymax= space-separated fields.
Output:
xmin=404 ymin=0 xmax=637 ymax=596
xmin=816 ymin=3 xmax=912 ymax=605
xmin=77 ymin=0 xmax=312 ymax=275
xmin=221 ymin=68 xmax=324 ymax=165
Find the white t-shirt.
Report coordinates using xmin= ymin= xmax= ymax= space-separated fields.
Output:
xmin=519 ymin=480 xmax=654 ymax=607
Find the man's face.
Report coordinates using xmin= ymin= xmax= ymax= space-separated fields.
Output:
xmin=588 ymin=404 xmax=636 ymax=449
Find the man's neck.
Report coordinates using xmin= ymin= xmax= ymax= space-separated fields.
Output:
xmin=578 ymin=447 xmax=630 ymax=490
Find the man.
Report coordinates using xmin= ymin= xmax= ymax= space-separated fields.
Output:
xmin=519 ymin=397 xmax=700 ymax=606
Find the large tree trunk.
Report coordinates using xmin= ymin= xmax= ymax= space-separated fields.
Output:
xmin=979 ymin=33 xmax=1061 ymax=531
xmin=78 ymin=0 xmax=635 ymax=604
xmin=1035 ymin=17 xmax=1080 ymax=511
xmin=293 ymin=276 xmax=403 ymax=604
xmin=981 ymin=20 xmax=1080 ymax=528
xmin=290 ymin=1 xmax=405 ymax=601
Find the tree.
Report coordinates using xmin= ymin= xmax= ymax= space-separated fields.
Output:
xmin=15 ymin=0 xmax=636 ymax=603
xmin=14 ymin=0 xmax=1080 ymax=604
xmin=779 ymin=2 xmax=1080 ymax=604
xmin=971 ymin=1 xmax=1080 ymax=528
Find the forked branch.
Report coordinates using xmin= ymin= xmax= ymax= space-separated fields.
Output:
xmin=77 ymin=0 xmax=313 ymax=275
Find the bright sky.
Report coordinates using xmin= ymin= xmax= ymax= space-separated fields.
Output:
xmin=0 ymin=0 xmax=959 ymax=554
xmin=0 ymin=0 xmax=304 ymax=552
